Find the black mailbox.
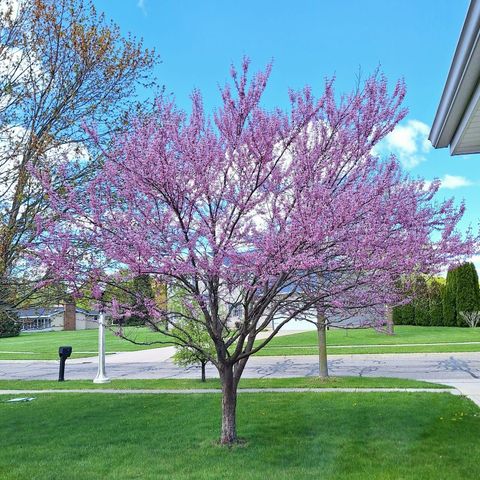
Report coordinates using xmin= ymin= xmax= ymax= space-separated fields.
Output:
xmin=59 ymin=346 xmax=72 ymax=358
xmin=58 ymin=346 xmax=73 ymax=381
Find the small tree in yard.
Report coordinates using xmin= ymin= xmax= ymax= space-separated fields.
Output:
xmin=34 ymin=60 xmax=476 ymax=445
xmin=173 ymin=321 xmax=216 ymax=382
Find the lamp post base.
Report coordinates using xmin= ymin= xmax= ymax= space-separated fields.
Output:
xmin=93 ymin=375 xmax=110 ymax=384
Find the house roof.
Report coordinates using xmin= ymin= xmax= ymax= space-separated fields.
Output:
xmin=429 ymin=0 xmax=480 ymax=155
xmin=17 ymin=306 xmax=98 ymax=319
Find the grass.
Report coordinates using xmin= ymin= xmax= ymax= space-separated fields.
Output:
xmin=0 ymin=327 xmax=171 ymax=360
xmin=0 ymin=376 xmax=447 ymax=390
xmin=0 ymin=392 xmax=479 ymax=479
xmin=3 ymin=325 xmax=480 ymax=360
xmin=256 ymin=325 xmax=480 ymax=356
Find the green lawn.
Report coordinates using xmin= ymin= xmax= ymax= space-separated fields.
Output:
xmin=3 ymin=325 xmax=480 ymax=360
xmin=0 ymin=392 xmax=479 ymax=479
xmin=256 ymin=325 xmax=480 ymax=356
xmin=0 ymin=327 xmax=171 ymax=360
xmin=0 ymin=376 xmax=447 ymax=390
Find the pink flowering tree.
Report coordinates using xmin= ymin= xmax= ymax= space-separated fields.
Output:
xmin=33 ymin=60 xmax=475 ymax=445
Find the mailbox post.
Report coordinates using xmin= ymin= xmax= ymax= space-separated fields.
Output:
xmin=58 ymin=346 xmax=72 ymax=381
xmin=93 ymin=311 xmax=110 ymax=384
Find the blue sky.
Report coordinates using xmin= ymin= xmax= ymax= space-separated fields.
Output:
xmin=95 ymin=0 xmax=479 ymax=267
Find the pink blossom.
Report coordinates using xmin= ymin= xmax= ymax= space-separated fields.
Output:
xmin=33 ymin=60 xmax=477 ymax=360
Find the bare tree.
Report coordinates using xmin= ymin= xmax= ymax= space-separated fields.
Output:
xmin=460 ymin=310 xmax=480 ymax=328
xmin=0 ymin=0 xmax=157 ymax=308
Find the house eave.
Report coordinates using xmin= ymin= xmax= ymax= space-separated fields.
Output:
xmin=430 ymin=0 xmax=480 ymax=149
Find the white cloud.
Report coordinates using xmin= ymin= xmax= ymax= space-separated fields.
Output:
xmin=425 ymin=174 xmax=475 ymax=190
xmin=378 ymin=119 xmax=432 ymax=169
xmin=439 ymin=174 xmax=473 ymax=189
xmin=137 ymin=0 xmax=147 ymax=15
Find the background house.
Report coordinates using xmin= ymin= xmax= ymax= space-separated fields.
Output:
xmin=16 ymin=303 xmax=98 ymax=332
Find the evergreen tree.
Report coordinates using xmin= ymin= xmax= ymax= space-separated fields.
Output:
xmin=428 ymin=279 xmax=445 ymax=326
xmin=443 ymin=267 xmax=458 ymax=326
xmin=392 ymin=305 xmax=404 ymax=325
xmin=403 ymin=302 xmax=415 ymax=325
xmin=412 ymin=276 xmax=430 ymax=326
xmin=456 ymin=262 xmax=480 ymax=326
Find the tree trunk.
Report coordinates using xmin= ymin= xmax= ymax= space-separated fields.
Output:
xmin=219 ymin=363 xmax=238 ymax=445
xmin=385 ymin=305 xmax=395 ymax=335
xmin=317 ymin=310 xmax=328 ymax=378
xmin=201 ymin=361 xmax=206 ymax=382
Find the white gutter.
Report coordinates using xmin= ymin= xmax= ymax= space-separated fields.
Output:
xmin=429 ymin=0 xmax=480 ymax=150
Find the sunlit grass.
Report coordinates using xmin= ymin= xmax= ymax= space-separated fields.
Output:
xmin=256 ymin=326 xmax=480 ymax=355
xmin=0 ymin=392 xmax=479 ymax=479
xmin=0 ymin=376 xmax=447 ymax=390
xmin=0 ymin=327 xmax=171 ymax=360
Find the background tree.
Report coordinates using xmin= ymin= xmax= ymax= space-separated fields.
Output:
xmin=125 ymin=274 xmax=155 ymax=326
xmin=99 ymin=273 xmax=156 ymax=326
xmin=443 ymin=267 xmax=458 ymax=326
xmin=35 ymin=61 xmax=475 ymax=445
xmin=428 ymin=279 xmax=445 ymax=326
xmin=412 ymin=276 xmax=430 ymax=326
xmin=392 ymin=303 xmax=405 ymax=325
xmin=403 ymin=302 xmax=415 ymax=325
xmin=392 ymin=276 xmax=418 ymax=326
xmin=0 ymin=307 xmax=21 ymax=338
xmin=455 ymin=262 xmax=480 ymax=326
xmin=0 ymin=0 xmax=157 ymax=310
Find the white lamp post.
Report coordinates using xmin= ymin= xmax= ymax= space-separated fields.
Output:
xmin=93 ymin=310 xmax=110 ymax=384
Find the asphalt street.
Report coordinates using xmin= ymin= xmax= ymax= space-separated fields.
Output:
xmin=2 ymin=351 xmax=480 ymax=383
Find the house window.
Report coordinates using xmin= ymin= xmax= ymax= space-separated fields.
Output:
xmin=21 ymin=317 xmax=52 ymax=331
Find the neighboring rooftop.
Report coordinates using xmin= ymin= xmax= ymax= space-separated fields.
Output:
xmin=430 ymin=0 xmax=480 ymax=155
xmin=17 ymin=307 xmax=98 ymax=318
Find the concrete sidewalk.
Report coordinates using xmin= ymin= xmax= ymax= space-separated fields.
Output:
xmin=428 ymin=378 xmax=480 ymax=407
xmin=0 ymin=387 xmax=458 ymax=395
xmin=68 ymin=328 xmax=306 ymax=365
xmin=69 ymin=346 xmax=176 ymax=365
